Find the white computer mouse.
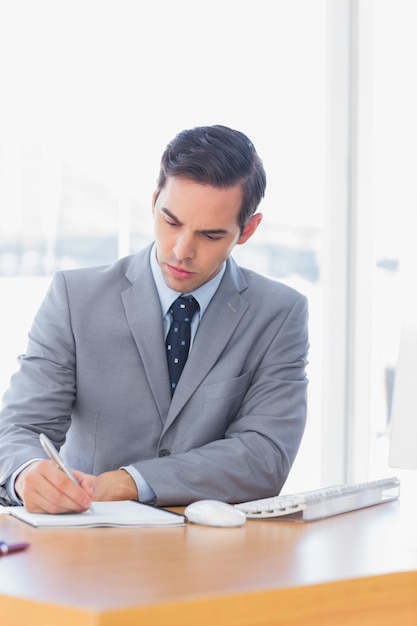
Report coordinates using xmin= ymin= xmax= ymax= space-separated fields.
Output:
xmin=184 ymin=499 xmax=246 ymax=527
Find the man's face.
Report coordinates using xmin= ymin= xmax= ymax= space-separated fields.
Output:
xmin=152 ymin=177 xmax=262 ymax=293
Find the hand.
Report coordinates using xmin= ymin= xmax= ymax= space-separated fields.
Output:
xmin=15 ymin=464 xmax=137 ymax=513
xmin=15 ymin=460 xmax=94 ymax=514
xmin=86 ymin=469 xmax=138 ymax=502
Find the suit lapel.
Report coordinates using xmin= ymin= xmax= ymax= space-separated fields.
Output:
xmin=165 ymin=260 xmax=249 ymax=424
xmin=120 ymin=250 xmax=249 ymax=429
xmin=121 ymin=248 xmax=172 ymax=421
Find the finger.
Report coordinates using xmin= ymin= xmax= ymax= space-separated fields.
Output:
xmin=24 ymin=460 xmax=92 ymax=513
xmin=72 ymin=469 xmax=96 ymax=499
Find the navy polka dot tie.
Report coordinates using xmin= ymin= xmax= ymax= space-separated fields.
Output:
xmin=166 ymin=295 xmax=199 ymax=395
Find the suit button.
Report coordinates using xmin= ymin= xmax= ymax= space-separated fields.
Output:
xmin=158 ymin=449 xmax=171 ymax=457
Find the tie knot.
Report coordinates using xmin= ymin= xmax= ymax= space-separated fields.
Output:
xmin=169 ymin=295 xmax=199 ymax=323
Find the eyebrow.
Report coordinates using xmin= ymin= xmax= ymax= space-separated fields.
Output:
xmin=161 ymin=208 xmax=229 ymax=236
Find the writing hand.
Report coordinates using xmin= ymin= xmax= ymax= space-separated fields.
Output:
xmin=15 ymin=460 xmax=94 ymax=514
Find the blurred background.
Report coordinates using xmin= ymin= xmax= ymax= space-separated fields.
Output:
xmin=0 ymin=0 xmax=416 ymax=493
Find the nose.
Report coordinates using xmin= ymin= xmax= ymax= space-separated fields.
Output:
xmin=173 ymin=232 xmax=195 ymax=261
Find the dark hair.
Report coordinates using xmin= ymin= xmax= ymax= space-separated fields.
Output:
xmin=156 ymin=125 xmax=266 ymax=232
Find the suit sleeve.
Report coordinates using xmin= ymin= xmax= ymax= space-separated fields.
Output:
xmin=0 ymin=272 xmax=76 ymax=488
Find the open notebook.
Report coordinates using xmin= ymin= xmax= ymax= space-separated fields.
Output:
xmin=3 ymin=500 xmax=186 ymax=528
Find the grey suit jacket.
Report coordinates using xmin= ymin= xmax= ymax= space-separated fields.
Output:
xmin=0 ymin=245 xmax=309 ymax=506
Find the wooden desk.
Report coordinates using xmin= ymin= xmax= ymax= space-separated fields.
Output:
xmin=1 ymin=494 xmax=416 ymax=626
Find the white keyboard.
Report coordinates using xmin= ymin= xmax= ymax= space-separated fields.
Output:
xmin=234 ymin=477 xmax=400 ymax=521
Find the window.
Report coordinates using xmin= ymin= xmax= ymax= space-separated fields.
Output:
xmin=367 ymin=0 xmax=417 ymax=489
xmin=4 ymin=1 xmax=414 ymax=494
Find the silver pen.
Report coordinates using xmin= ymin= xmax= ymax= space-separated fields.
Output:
xmin=39 ymin=433 xmax=94 ymax=513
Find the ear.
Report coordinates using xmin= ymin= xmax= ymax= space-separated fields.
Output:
xmin=237 ymin=213 xmax=263 ymax=245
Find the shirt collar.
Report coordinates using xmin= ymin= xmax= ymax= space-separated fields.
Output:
xmin=150 ymin=243 xmax=225 ymax=318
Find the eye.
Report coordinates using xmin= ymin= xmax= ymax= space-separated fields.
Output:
xmin=204 ymin=233 xmax=222 ymax=241
xmin=165 ymin=216 xmax=180 ymax=227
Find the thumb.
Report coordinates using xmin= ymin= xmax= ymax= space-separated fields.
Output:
xmin=73 ymin=469 xmax=96 ymax=498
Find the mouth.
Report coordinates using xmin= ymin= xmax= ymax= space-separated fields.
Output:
xmin=166 ymin=263 xmax=196 ymax=280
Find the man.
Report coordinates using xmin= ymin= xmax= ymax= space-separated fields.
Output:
xmin=0 ymin=125 xmax=309 ymax=513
